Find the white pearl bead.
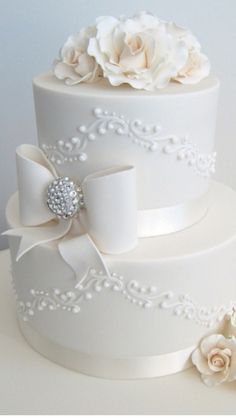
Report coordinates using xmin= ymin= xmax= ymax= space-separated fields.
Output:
xmin=98 ymin=127 xmax=106 ymax=135
xmin=94 ymin=108 xmax=102 ymax=115
xmin=88 ymin=133 xmax=96 ymax=141
xmin=78 ymin=153 xmax=87 ymax=162
xmin=71 ymin=137 xmax=79 ymax=144
xmin=79 ymin=125 xmax=87 ymax=133
xmin=103 ymin=281 xmax=110 ymax=288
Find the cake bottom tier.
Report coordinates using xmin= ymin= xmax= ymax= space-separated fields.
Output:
xmin=6 ymin=181 xmax=236 ymax=378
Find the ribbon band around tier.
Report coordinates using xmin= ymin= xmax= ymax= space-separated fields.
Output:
xmin=19 ymin=318 xmax=194 ymax=379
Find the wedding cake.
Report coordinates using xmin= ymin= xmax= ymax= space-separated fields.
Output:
xmin=5 ymin=12 xmax=236 ymax=385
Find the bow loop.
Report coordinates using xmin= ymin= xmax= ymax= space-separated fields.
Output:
xmin=81 ymin=166 xmax=137 ymax=254
xmin=16 ymin=145 xmax=57 ymax=226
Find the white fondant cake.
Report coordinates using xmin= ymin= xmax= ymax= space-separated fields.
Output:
xmin=5 ymin=12 xmax=236 ymax=383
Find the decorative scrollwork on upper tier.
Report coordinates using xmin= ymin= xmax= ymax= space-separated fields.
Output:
xmin=12 ymin=268 xmax=235 ymax=328
xmin=41 ymin=108 xmax=216 ymax=178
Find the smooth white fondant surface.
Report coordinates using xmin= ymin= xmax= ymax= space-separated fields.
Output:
xmin=6 ymin=182 xmax=236 ymax=377
xmin=33 ymin=72 xmax=219 ymax=215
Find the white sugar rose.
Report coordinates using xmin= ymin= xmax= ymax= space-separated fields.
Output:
xmin=192 ymin=334 xmax=236 ymax=386
xmin=168 ymin=22 xmax=210 ymax=84
xmin=87 ymin=12 xmax=188 ymax=91
xmin=53 ymin=13 xmax=211 ymax=89
xmin=53 ymin=27 xmax=101 ymax=85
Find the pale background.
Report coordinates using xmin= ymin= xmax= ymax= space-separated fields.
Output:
xmin=0 ymin=0 xmax=236 ymax=249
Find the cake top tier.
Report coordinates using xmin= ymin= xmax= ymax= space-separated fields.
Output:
xmin=53 ymin=11 xmax=210 ymax=91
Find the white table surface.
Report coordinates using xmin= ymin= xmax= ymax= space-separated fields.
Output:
xmin=1 ymin=249 xmax=236 ymax=415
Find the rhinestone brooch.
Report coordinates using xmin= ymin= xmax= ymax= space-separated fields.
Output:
xmin=47 ymin=177 xmax=84 ymax=219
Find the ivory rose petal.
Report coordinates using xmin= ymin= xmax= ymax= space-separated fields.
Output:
xmin=175 ymin=51 xmax=210 ymax=85
xmin=192 ymin=348 xmax=214 ymax=375
xmin=53 ymin=27 xmax=101 ymax=85
xmin=87 ymin=12 xmax=189 ymax=90
xmin=200 ymin=334 xmax=225 ymax=357
xmin=167 ymin=21 xmax=210 ymax=84
xmin=192 ymin=333 xmax=236 ymax=386
xmin=202 ymin=370 xmax=229 ymax=387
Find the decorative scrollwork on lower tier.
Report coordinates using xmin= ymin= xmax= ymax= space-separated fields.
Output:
xmin=41 ymin=108 xmax=216 ymax=178
xmin=12 ymin=269 xmax=235 ymax=328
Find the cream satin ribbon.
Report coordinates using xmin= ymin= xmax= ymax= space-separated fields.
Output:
xmin=138 ymin=192 xmax=209 ymax=237
xmin=19 ymin=318 xmax=194 ymax=379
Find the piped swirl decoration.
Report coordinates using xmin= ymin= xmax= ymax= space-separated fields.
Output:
xmin=11 ymin=268 xmax=236 ymax=327
xmin=41 ymin=108 xmax=216 ymax=178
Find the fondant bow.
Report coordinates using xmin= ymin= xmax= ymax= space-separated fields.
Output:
xmin=4 ymin=145 xmax=137 ymax=280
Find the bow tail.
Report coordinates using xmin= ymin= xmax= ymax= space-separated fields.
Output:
xmin=3 ymin=220 xmax=71 ymax=262
xmin=58 ymin=233 xmax=111 ymax=283
xmin=4 ymin=220 xmax=111 ymax=281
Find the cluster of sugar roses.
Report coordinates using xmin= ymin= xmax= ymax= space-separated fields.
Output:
xmin=53 ymin=12 xmax=210 ymax=91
